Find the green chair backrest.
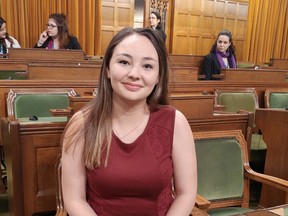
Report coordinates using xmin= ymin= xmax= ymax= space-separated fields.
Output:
xmin=14 ymin=94 xmax=69 ymax=118
xmin=269 ymin=93 xmax=288 ymax=109
xmin=195 ymin=137 xmax=244 ymax=201
xmin=218 ymin=92 xmax=257 ymax=113
xmin=0 ymin=70 xmax=28 ymax=80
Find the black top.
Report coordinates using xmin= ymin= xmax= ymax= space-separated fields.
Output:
xmin=33 ymin=35 xmax=82 ymax=50
xmin=201 ymin=52 xmax=235 ymax=80
xmin=156 ymin=29 xmax=167 ymax=43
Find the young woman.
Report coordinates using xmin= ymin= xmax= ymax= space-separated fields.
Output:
xmin=149 ymin=11 xmax=167 ymax=43
xmin=61 ymin=27 xmax=197 ymax=216
xmin=34 ymin=13 xmax=81 ymax=50
xmin=0 ymin=17 xmax=21 ymax=55
xmin=201 ymin=30 xmax=237 ymax=80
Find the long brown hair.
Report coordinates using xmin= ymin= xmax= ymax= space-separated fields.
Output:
xmin=49 ymin=13 xmax=69 ymax=48
xmin=63 ymin=27 xmax=170 ymax=169
xmin=0 ymin=17 xmax=14 ymax=46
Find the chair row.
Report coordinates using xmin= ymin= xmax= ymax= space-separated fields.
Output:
xmin=1 ymin=86 xmax=288 ymax=215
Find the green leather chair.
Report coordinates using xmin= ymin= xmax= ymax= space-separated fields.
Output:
xmin=7 ymin=88 xmax=77 ymax=119
xmin=264 ymin=88 xmax=288 ymax=109
xmin=194 ymin=130 xmax=288 ymax=216
xmin=0 ymin=70 xmax=28 ymax=80
xmin=214 ymin=88 xmax=266 ymax=172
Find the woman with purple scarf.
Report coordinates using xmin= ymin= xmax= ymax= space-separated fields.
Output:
xmin=201 ymin=30 xmax=237 ymax=80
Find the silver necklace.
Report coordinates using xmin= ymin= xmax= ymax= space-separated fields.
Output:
xmin=113 ymin=115 xmax=148 ymax=140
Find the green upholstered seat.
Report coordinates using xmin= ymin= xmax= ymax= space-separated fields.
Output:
xmin=237 ymin=62 xmax=255 ymax=69
xmin=269 ymin=93 xmax=288 ymax=109
xmin=216 ymin=91 xmax=266 ymax=150
xmin=218 ymin=92 xmax=256 ymax=113
xmin=14 ymin=94 xmax=69 ymax=118
xmin=7 ymin=88 xmax=76 ymax=119
xmin=208 ymin=207 xmax=253 ymax=216
xmin=214 ymin=88 xmax=266 ymax=173
xmin=17 ymin=116 xmax=68 ymax=123
xmin=196 ymin=138 xmax=244 ymax=201
xmin=195 ymin=131 xmax=254 ymax=216
xmin=0 ymin=70 xmax=28 ymax=80
xmin=251 ymin=134 xmax=267 ymax=150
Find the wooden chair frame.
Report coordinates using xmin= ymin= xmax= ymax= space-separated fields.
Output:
xmin=193 ymin=130 xmax=288 ymax=213
xmin=55 ymin=154 xmax=67 ymax=216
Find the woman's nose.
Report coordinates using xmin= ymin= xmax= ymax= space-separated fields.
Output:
xmin=128 ymin=66 xmax=141 ymax=79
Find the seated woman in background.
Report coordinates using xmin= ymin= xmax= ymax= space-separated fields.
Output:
xmin=149 ymin=11 xmax=167 ymax=43
xmin=0 ymin=17 xmax=21 ymax=55
xmin=202 ymin=30 xmax=237 ymax=80
xmin=34 ymin=13 xmax=81 ymax=50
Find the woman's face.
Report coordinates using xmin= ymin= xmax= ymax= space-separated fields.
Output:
xmin=149 ymin=13 xmax=160 ymax=29
xmin=108 ymin=34 xmax=159 ymax=104
xmin=216 ymin=35 xmax=231 ymax=53
xmin=46 ymin=18 xmax=58 ymax=38
xmin=0 ymin=23 xmax=7 ymax=39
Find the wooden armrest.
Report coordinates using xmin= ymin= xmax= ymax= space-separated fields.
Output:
xmin=50 ymin=107 xmax=74 ymax=117
xmin=195 ymin=194 xmax=211 ymax=212
xmin=214 ymin=104 xmax=226 ymax=111
xmin=245 ymin=167 xmax=288 ymax=194
xmin=191 ymin=206 xmax=209 ymax=216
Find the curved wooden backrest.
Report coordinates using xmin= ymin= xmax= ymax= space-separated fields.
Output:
xmin=6 ymin=88 xmax=77 ymax=118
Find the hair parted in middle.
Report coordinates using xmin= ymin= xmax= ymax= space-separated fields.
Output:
xmin=49 ymin=13 xmax=70 ymax=48
xmin=63 ymin=27 xmax=171 ymax=169
xmin=210 ymin=29 xmax=236 ymax=55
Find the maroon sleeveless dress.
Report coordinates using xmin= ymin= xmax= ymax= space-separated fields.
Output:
xmin=86 ymin=106 xmax=176 ymax=216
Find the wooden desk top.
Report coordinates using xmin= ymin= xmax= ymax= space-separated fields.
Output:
xmin=233 ymin=204 xmax=288 ymax=215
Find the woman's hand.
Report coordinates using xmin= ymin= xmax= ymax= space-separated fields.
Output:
xmin=37 ymin=30 xmax=48 ymax=46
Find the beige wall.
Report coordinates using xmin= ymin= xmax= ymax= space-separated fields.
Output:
xmin=100 ymin=0 xmax=135 ymax=55
xmin=99 ymin=0 xmax=249 ymax=60
xmin=170 ymin=0 xmax=248 ymax=60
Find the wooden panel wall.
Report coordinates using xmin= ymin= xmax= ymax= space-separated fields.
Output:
xmin=101 ymin=0 xmax=135 ymax=55
xmin=171 ymin=0 xmax=248 ymax=60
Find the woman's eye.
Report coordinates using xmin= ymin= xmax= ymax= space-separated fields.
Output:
xmin=119 ymin=60 xmax=129 ymax=65
xmin=143 ymin=64 xmax=153 ymax=69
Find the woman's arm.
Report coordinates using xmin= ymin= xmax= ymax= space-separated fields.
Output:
xmin=201 ymin=54 xmax=214 ymax=80
xmin=61 ymin=112 xmax=97 ymax=216
xmin=167 ymin=110 xmax=197 ymax=216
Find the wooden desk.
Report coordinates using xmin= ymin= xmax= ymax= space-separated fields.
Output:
xmin=28 ymin=63 xmax=101 ymax=80
xmin=68 ymin=93 xmax=215 ymax=120
xmin=234 ymin=204 xmax=288 ymax=215
xmin=270 ymin=58 xmax=288 ymax=70
xmin=255 ymin=109 xmax=288 ymax=207
xmin=1 ymin=117 xmax=67 ymax=216
xmin=8 ymin=48 xmax=86 ymax=60
xmin=222 ymin=68 xmax=287 ymax=82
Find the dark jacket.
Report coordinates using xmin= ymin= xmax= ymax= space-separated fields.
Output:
xmin=156 ymin=29 xmax=166 ymax=43
xmin=34 ymin=35 xmax=82 ymax=50
xmin=201 ymin=52 xmax=235 ymax=80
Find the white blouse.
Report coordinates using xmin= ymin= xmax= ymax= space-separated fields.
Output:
xmin=5 ymin=36 xmax=21 ymax=48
